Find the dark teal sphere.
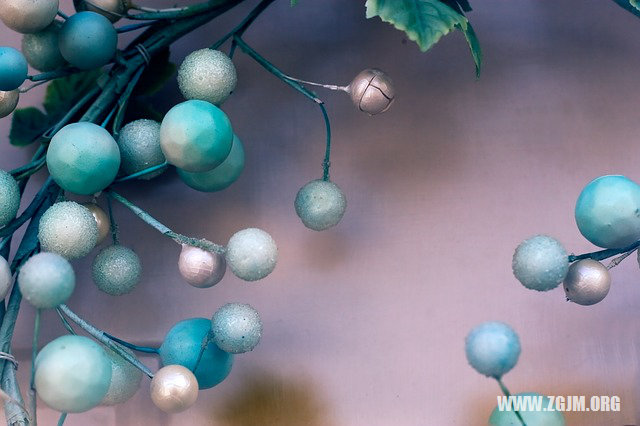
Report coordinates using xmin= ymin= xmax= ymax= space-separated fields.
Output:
xmin=0 ymin=47 xmax=27 ymax=91
xmin=58 ymin=11 xmax=117 ymax=70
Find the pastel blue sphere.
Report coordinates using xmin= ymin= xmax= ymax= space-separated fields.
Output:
xmin=35 ymin=335 xmax=112 ymax=413
xmin=0 ymin=47 xmax=27 ymax=91
xmin=159 ymin=318 xmax=233 ymax=389
xmin=465 ymin=322 xmax=520 ymax=378
xmin=46 ymin=122 xmax=121 ymax=195
xmin=177 ymin=134 xmax=245 ymax=192
xmin=226 ymin=228 xmax=278 ymax=281
xmin=58 ymin=11 xmax=117 ymax=70
xmin=489 ymin=392 xmax=566 ymax=426
xmin=211 ymin=303 xmax=263 ymax=354
xmin=512 ymin=235 xmax=569 ymax=291
xmin=295 ymin=179 xmax=347 ymax=231
xmin=18 ymin=252 xmax=75 ymax=309
xmin=0 ymin=169 xmax=20 ymax=227
xmin=575 ymin=175 xmax=640 ymax=249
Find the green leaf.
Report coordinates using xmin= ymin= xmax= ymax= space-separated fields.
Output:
xmin=440 ymin=0 xmax=472 ymax=13
xmin=458 ymin=20 xmax=482 ymax=78
xmin=291 ymin=0 xmax=298 ymax=5
xmin=134 ymin=48 xmax=177 ymax=96
xmin=43 ymin=70 xmax=101 ymax=117
xmin=9 ymin=108 xmax=50 ymax=147
xmin=631 ymin=0 xmax=640 ymax=11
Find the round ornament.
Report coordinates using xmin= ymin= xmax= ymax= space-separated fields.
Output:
xmin=58 ymin=11 xmax=117 ymax=70
xmin=211 ymin=303 xmax=262 ymax=354
xmin=101 ymin=344 xmax=143 ymax=406
xmin=82 ymin=202 xmax=111 ymax=244
xmin=489 ymin=392 xmax=566 ymax=426
xmin=150 ymin=365 xmax=199 ymax=413
xmin=178 ymin=244 xmax=226 ymax=288
xmin=563 ymin=259 xmax=610 ymax=306
xmin=177 ymin=49 xmax=237 ymax=106
xmin=0 ymin=90 xmax=19 ymax=118
xmin=21 ymin=23 xmax=65 ymax=72
xmin=0 ymin=47 xmax=28 ymax=91
xmin=225 ymin=228 xmax=278 ymax=282
xmin=0 ymin=169 xmax=20 ymax=227
xmin=92 ymin=245 xmax=142 ymax=296
xmin=38 ymin=201 xmax=99 ymax=259
xmin=0 ymin=0 xmax=59 ymax=34
xmin=348 ymin=68 xmax=395 ymax=115
xmin=117 ymin=119 xmax=167 ymax=180
xmin=294 ymin=179 xmax=347 ymax=231
xmin=18 ymin=252 xmax=75 ymax=309
xmin=465 ymin=321 xmax=520 ymax=378
xmin=0 ymin=256 xmax=13 ymax=300
xmin=512 ymin=235 xmax=569 ymax=291
xmin=73 ymin=0 xmax=130 ymax=23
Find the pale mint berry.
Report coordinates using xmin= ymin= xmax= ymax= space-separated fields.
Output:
xmin=18 ymin=252 xmax=75 ymax=308
xmin=295 ymin=179 xmax=347 ymax=231
xmin=226 ymin=228 xmax=277 ymax=282
xmin=211 ymin=303 xmax=262 ymax=354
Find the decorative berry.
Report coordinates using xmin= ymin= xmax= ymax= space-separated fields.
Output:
xmin=0 ymin=90 xmax=19 ymax=118
xmin=211 ymin=303 xmax=262 ymax=354
xmin=563 ymin=259 xmax=610 ymax=306
xmin=82 ymin=202 xmax=111 ymax=244
xmin=159 ymin=318 xmax=233 ymax=389
xmin=0 ymin=169 xmax=20 ymax=227
xmin=100 ymin=344 xmax=142 ymax=406
xmin=178 ymin=244 xmax=226 ymax=288
xmin=35 ymin=335 xmax=112 ymax=413
xmin=59 ymin=11 xmax=117 ymax=70
xmin=73 ymin=0 xmax=130 ymax=23
xmin=512 ymin=235 xmax=569 ymax=291
xmin=92 ymin=245 xmax=142 ymax=296
xmin=159 ymin=99 xmax=233 ymax=172
xmin=295 ymin=179 xmax=347 ymax=231
xmin=348 ymin=68 xmax=395 ymax=115
xmin=575 ymin=175 xmax=640 ymax=249
xmin=38 ymin=201 xmax=99 ymax=259
xmin=465 ymin=321 xmax=520 ymax=378
xmin=46 ymin=122 xmax=121 ymax=195
xmin=225 ymin=228 xmax=278 ymax=282
xmin=117 ymin=119 xmax=166 ymax=180
xmin=21 ymin=22 xmax=65 ymax=72
xmin=0 ymin=47 xmax=28 ymax=91
xmin=0 ymin=0 xmax=59 ymax=34
xmin=18 ymin=252 xmax=75 ymax=308
xmin=177 ymin=49 xmax=237 ymax=106
xmin=0 ymin=256 xmax=13 ymax=300
xmin=177 ymin=134 xmax=244 ymax=192
xmin=489 ymin=392 xmax=566 ymax=426
xmin=150 ymin=365 xmax=199 ymax=414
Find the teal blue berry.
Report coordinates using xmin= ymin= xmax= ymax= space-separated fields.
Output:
xmin=295 ymin=179 xmax=347 ymax=231
xmin=58 ymin=11 xmax=117 ymax=70
xmin=92 ymin=245 xmax=142 ymax=296
xmin=159 ymin=100 xmax=233 ymax=172
xmin=46 ymin=122 xmax=121 ymax=195
xmin=575 ymin=175 xmax=640 ymax=249
xmin=18 ymin=252 xmax=75 ymax=308
xmin=159 ymin=318 xmax=233 ymax=389
xmin=489 ymin=392 xmax=566 ymax=426
xmin=0 ymin=47 xmax=28 ymax=91
xmin=101 ymin=344 xmax=142 ymax=406
xmin=465 ymin=321 xmax=520 ymax=378
xmin=117 ymin=119 xmax=166 ymax=180
xmin=211 ymin=303 xmax=262 ymax=354
xmin=38 ymin=201 xmax=99 ymax=259
xmin=177 ymin=134 xmax=244 ymax=192
xmin=512 ymin=235 xmax=569 ymax=291
xmin=35 ymin=335 xmax=112 ymax=413
xmin=0 ymin=169 xmax=20 ymax=227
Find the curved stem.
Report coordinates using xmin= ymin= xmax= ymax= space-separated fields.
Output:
xmin=114 ymin=161 xmax=169 ymax=182
xmin=127 ymin=0 xmax=243 ymax=20
xmin=284 ymin=75 xmax=348 ymax=92
xmin=55 ymin=308 xmax=76 ymax=335
xmin=111 ymin=65 xmax=146 ymax=137
xmin=319 ymin=103 xmax=332 ymax=180
xmin=211 ymin=0 xmax=276 ymax=50
xmin=496 ymin=378 xmax=526 ymax=426
xmin=103 ymin=333 xmax=159 ymax=354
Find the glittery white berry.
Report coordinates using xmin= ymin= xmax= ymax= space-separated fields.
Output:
xmin=18 ymin=252 xmax=75 ymax=308
xmin=295 ymin=179 xmax=347 ymax=231
xmin=100 ymin=343 xmax=142 ymax=406
xmin=226 ymin=228 xmax=277 ymax=282
xmin=38 ymin=201 xmax=99 ymax=259
xmin=0 ymin=169 xmax=20 ymax=227
xmin=512 ymin=235 xmax=569 ymax=291
xmin=117 ymin=119 xmax=167 ymax=180
xmin=211 ymin=303 xmax=262 ymax=354
xmin=0 ymin=256 xmax=12 ymax=300
xmin=177 ymin=49 xmax=237 ymax=106
xmin=92 ymin=245 xmax=142 ymax=296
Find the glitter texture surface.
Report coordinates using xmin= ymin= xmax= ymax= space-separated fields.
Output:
xmin=101 ymin=344 xmax=142 ymax=406
xmin=92 ymin=245 xmax=142 ymax=296
xmin=512 ymin=235 xmax=569 ymax=291
xmin=211 ymin=303 xmax=262 ymax=354
xmin=0 ymin=0 xmax=58 ymax=34
xmin=294 ymin=179 xmax=347 ymax=231
xmin=0 ymin=169 xmax=20 ymax=227
xmin=38 ymin=201 xmax=99 ymax=259
xmin=177 ymin=49 xmax=237 ymax=106
xmin=225 ymin=228 xmax=278 ymax=282
xmin=21 ymin=22 xmax=65 ymax=71
xmin=117 ymin=119 xmax=166 ymax=180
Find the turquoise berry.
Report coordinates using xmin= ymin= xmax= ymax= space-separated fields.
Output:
xmin=177 ymin=134 xmax=244 ymax=192
xmin=117 ymin=119 xmax=166 ymax=180
xmin=46 ymin=122 xmax=121 ymax=195
xmin=0 ymin=256 xmax=11 ymax=300
xmin=575 ymin=175 xmax=640 ymax=249
xmin=159 ymin=318 xmax=233 ymax=390
xmin=92 ymin=245 xmax=142 ymax=296
xmin=177 ymin=49 xmax=237 ymax=106
xmin=465 ymin=321 xmax=520 ymax=378
xmin=295 ymin=179 xmax=347 ymax=231
xmin=101 ymin=344 xmax=142 ymax=406
xmin=35 ymin=335 xmax=112 ymax=413
xmin=0 ymin=47 xmax=28 ymax=91
xmin=18 ymin=252 xmax=75 ymax=309
xmin=159 ymin=100 xmax=233 ymax=172
xmin=225 ymin=228 xmax=278 ymax=282
xmin=58 ymin=11 xmax=117 ymax=70
xmin=0 ymin=169 xmax=20 ymax=227
xmin=512 ymin=235 xmax=569 ymax=291
xmin=38 ymin=201 xmax=99 ymax=259
xmin=211 ymin=303 xmax=262 ymax=354
xmin=21 ymin=22 xmax=65 ymax=72
xmin=489 ymin=392 xmax=566 ymax=426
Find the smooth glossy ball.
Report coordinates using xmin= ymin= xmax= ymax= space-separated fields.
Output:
xmin=35 ymin=335 xmax=112 ymax=413
xmin=575 ymin=175 xmax=640 ymax=249
xmin=73 ymin=0 xmax=130 ymax=23
xmin=0 ymin=90 xmax=19 ymax=118
xmin=512 ymin=235 xmax=569 ymax=291
xmin=177 ymin=49 xmax=237 ymax=106
xmin=38 ymin=201 xmax=99 ymax=259
xmin=0 ymin=169 xmax=20 ymax=227
xmin=159 ymin=318 xmax=233 ymax=389
xmin=117 ymin=119 xmax=166 ymax=180
xmin=18 ymin=252 xmax=75 ymax=308
xmin=178 ymin=244 xmax=226 ymax=288
xmin=101 ymin=344 xmax=142 ymax=406
xmin=160 ymin=100 xmax=233 ymax=172
xmin=46 ymin=122 xmax=121 ymax=195
xmin=211 ymin=303 xmax=262 ymax=354
xmin=177 ymin=134 xmax=244 ymax=192
xmin=489 ymin=392 xmax=566 ymax=426
xmin=150 ymin=365 xmax=199 ymax=413
xmin=563 ymin=259 xmax=610 ymax=306
xmin=0 ymin=47 xmax=27 ymax=91
xmin=348 ymin=68 xmax=395 ymax=115
xmin=0 ymin=0 xmax=59 ymax=34
xmin=21 ymin=23 xmax=65 ymax=71
xmin=465 ymin=321 xmax=520 ymax=378
xmin=0 ymin=256 xmax=13 ymax=300
xmin=92 ymin=245 xmax=142 ymax=296
xmin=295 ymin=179 xmax=347 ymax=231
xmin=226 ymin=228 xmax=278 ymax=282
xmin=59 ymin=11 xmax=117 ymax=70
xmin=82 ymin=202 xmax=111 ymax=244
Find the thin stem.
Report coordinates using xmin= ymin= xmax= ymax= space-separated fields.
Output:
xmin=101 ymin=104 xmax=118 ymax=128
xmin=43 ymin=85 xmax=102 ymax=139
xmin=116 ymin=22 xmax=157 ymax=33
xmin=211 ymin=0 xmax=276 ymax=50
xmin=103 ymin=333 xmax=159 ymax=354
xmin=0 ymin=177 xmax=55 ymax=239
xmin=28 ymin=67 xmax=87 ymax=83
xmin=568 ymin=240 xmax=640 ymax=263
xmin=55 ymin=308 xmax=76 ymax=335
xmin=56 ymin=11 xmax=69 ymax=20
xmin=106 ymin=196 xmax=119 ymax=245
xmin=28 ymin=310 xmax=40 ymax=426
xmin=19 ymin=80 xmax=49 ymax=94
xmin=193 ymin=330 xmax=213 ymax=373
xmin=284 ymin=76 xmax=348 ymax=92
xmin=319 ymin=103 xmax=332 ymax=180
xmin=496 ymin=378 xmax=526 ymax=426
xmin=114 ymin=162 xmax=169 ymax=182
xmin=57 ymin=413 xmax=67 ymax=426
xmin=111 ymin=65 xmax=146 ymax=137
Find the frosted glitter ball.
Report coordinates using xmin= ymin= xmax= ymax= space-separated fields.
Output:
xmin=575 ymin=175 xmax=640 ymax=249
xmin=178 ymin=49 xmax=237 ymax=106
xmin=0 ymin=47 xmax=28 ymax=91
xmin=92 ymin=245 xmax=142 ymax=296
xmin=178 ymin=244 xmax=226 ymax=288
xmin=465 ymin=321 xmax=520 ymax=378
xmin=0 ymin=256 xmax=13 ymax=300
xmin=226 ymin=228 xmax=278 ymax=281
xmin=38 ymin=201 xmax=99 ymax=259
xmin=59 ymin=11 xmax=118 ymax=70
xmin=117 ymin=119 xmax=167 ymax=180
xmin=21 ymin=23 xmax=65 ymax=72
xmin=563 ymin=259 xmax=610 ymax=306
xmin=489 ymin=392 xmax=566 ymax=426
xmin=295 ymin=179 xmax=347 ymax=231
xmin=0 ymin=0 xmax=59 ymax=34
xmin=150 ymin=365 xmax=199 ymax=413
xmin=0 ymin=90 xmax=19 ymax=118
xmin=0 ymin=169 xmax=20 ymax=227
xmin=211 ymin=303 xmax=263 ymax=354
xmin=18 ymin=252 xmax=75 ymax=308
xmin=512 ymin=235 xmax=569 ymax=291
xmin=35 ymin=335 xmax=112 ymax=413
xmin=101 ymin=344 xmax=142 ymax=406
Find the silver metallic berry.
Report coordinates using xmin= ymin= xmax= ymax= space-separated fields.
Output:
xmin=348 ymin=68 xmax=395 ymax=115
xmin=563 ymin=259 xmax=611 ymax=306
